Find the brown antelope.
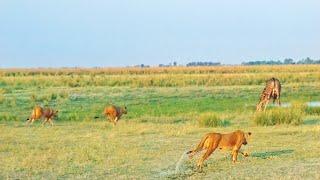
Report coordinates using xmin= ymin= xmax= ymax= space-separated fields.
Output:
xmin=96 ymin=105 xmax=127 ymax=126
xmin=26 ymin=106 xmax=58 ymax=126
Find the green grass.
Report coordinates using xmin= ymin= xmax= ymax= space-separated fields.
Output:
xmin=0 ymin=66 xmax=320 ymax=179
xmin=1 ymin=84 xmax=319 ymax=122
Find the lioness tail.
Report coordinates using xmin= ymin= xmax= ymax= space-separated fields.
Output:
xmin=187 ymin=134 xmax=209 ymax=154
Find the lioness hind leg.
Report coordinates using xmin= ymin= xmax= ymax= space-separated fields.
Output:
xmin=197 ymin=143 xmax=218 ymax=169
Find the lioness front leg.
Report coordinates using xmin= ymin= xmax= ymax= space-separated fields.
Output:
xmin=232 ymin=149 xmax=239 ymax=163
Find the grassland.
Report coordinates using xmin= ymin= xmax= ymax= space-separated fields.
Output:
xmin=0 ymin=65 xmax=320 ymax=179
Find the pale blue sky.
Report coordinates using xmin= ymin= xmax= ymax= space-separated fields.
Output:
xmin=0 ymin=0 xmax=319 ymax=67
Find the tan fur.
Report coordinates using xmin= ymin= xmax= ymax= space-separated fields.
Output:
xmin=256 ymin=77 xmax=281 ymax=111
xmin=187 ymin=130 xmax=252 ymax=169
xmin=26 ymin=106 xmax=58 ymax=126
xmin=103 ymin=105 xmax=127 ymax=126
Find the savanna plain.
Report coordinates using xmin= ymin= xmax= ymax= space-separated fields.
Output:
xmin=0 ymin=65 xmax=320 ymax=179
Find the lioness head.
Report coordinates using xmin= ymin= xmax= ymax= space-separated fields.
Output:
xmin=242 ymin=132 xmax=252 ymax=145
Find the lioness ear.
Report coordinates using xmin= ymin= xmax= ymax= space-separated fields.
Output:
xmin=248 ymin=132 xmax=252 ymax=136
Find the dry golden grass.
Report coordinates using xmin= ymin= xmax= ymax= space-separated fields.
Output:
xmin=0 ymin=122 xmax=319 ymax=179
xmin=1 ymin=65 xmax=320 ymax=87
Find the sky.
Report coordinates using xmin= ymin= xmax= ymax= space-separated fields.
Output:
xmin=0 ymin=0 xmax=319 ymax=67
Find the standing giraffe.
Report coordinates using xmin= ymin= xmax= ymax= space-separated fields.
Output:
xmin=256 ymin=77 xmax=281 ymax=111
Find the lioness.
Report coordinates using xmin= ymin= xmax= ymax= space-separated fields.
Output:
xmin=187 ymin=130 xmax=251 ymax=169
xmin=102 ymin=105 xmax=127 ymax=126
xmin=26 ymin=106 xmax=58 ymax=126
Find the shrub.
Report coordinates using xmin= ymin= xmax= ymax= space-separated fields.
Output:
xmin=198 ymin=112 xmax=230 ymax=127
xmin=254 ymin=106 xmax=304 ymax=126
xmin=50 ymin=93 xmax=58 ymax=100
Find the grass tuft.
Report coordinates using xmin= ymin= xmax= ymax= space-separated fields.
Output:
xmin=254 ymin=105 xmax=305 ymax=126
xmin=198 ymin=112 xmax=230 ymax=127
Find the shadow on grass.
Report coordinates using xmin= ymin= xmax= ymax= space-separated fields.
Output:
xmin=251 ymin=149 xmax=294 ymax=159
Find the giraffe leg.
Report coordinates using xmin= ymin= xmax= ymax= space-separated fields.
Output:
xmin=256 ymin=101 xmax=264 ymax=111
xmin=277 ymin=94 xmax=281 ymax=106
xmin=263 ymin=99 xmax=270 ymax=111
xmin=258 ymin=99 xmax=267 ymax=111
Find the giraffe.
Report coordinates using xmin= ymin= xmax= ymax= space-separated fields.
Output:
xmin=256 ymin=77 xmax=281 ymax=111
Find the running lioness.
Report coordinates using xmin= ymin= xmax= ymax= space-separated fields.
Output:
xmin=102 ymin=105 xmax=127 ymax=126
xmin=26 ymin=106 xmax=58 ymax=126
xmin=187 ymin=130 xmax=251 ymax=169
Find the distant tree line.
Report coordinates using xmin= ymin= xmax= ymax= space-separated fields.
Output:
xmin=242 ymin=57 xmax=320 ymax=65
xmin=133 ymin=57 xmax=320 ymax=68
xmin=186 ymin=61 xmax=221 ymax=67
xmin=158 ymin=61 xmax=221 ymax=67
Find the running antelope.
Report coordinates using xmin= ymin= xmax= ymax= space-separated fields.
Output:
xmin=95 ymin=105 xmax=127 ymax=126
xmin=26 ymin=106 xmax=58 ymax=126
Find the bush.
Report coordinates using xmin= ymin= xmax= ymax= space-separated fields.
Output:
xmin=198 ymin=112 xmax=230 ymax=127
xmin=254 ymin=106 xmax=304 ymax=126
